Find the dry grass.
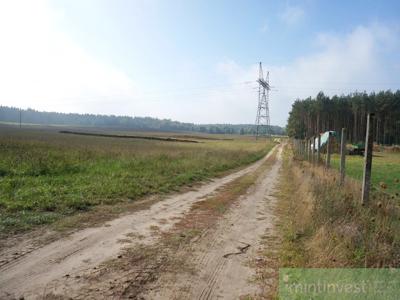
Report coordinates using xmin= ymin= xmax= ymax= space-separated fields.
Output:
xmin=276 ymin=144 xmax=400 ymax=270
xmin=245 ymin=143 xmax=400 ymax=299
xmin=274 ymin=148 xmax=310 ymax=268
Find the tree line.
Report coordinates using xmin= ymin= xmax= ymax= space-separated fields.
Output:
xmin=287 ymin=90 xmax=400 ymax=145
xmin=0 ymin=106 xmax=285 ymax=136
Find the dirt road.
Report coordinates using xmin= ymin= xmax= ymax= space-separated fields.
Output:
xmin=145 ymin=144 xmax=282 ymax=299
xmin=0 ymin=145 xmax=281 ymax=299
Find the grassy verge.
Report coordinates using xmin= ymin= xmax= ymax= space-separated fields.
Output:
xmin=330 ymin=152 xmax=400 ymax=195
xmin=0 ymin=126 xmax=274 ymax=235
xmin=276 ymin=146 xmax=400 ymax=271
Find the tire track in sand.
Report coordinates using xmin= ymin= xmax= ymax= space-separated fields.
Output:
xmin=146 ymin=144 xmax=283 ymax=300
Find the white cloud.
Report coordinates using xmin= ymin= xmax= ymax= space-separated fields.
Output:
xmin=210 ymin=24 xmax=400 ymax=126
xmin=0 ymin=0 xmax=138 ymax=115
xmin=280 ymin=5 xmax=305 ymax=26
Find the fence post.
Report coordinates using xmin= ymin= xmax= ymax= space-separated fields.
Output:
xmin=300 ymin=140 xmax=303 ymax=159
xmin=298 ymin=139 xmax=301 ymax=158
xmin=304 ymin=140 xmax=307 ymax=160
xmin=325 ymin=132 xmax=331 ymax=168
xmin=306 ymin=139 xmax=309 ymax=162
xmin=361 ymin=113 xmax=374 ymax=205
xmin=340 ymin=128 xmax=346 ymax=185
xmin=308 ymin=139 xmax=311 ymax=162
xmin=293 ymin=139 xmax=296 ymax=156
xmin=312 ymin=136 xmax=316 ymax=165
xmin=317 ymin=134 xmax=321 ymax=165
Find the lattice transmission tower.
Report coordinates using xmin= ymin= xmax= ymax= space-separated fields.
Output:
xmin=255 ymin=62 xmax=271 ymax=139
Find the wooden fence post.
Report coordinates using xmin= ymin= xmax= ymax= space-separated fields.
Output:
xmin=340 ymin=128 xmax=346 ymax=185
xmin=361 ymin=113 xmax=374 ymax=205
xmin=325 ymin=132 xmax=331 ymax=168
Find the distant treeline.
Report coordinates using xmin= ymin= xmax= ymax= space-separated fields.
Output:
xmin=0 ymin=106 xmax=285 ymax=135
xmin=287 ymin=91 xmax=400 ymax=145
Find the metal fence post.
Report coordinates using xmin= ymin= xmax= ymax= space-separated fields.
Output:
xmin=340 ymin=128 xmax=346 ymax=185
xmin=361 ymin=113 xmax=374 ymax=205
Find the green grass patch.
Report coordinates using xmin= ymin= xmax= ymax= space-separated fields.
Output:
xmin=330 ymin=152 xmax=400 ymax=195
xmin=0 ymin=126 xmax=274 ymax=234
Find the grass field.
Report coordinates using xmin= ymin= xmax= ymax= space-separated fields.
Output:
xmin=0 ymin=125 xmax=274 ymax=234
xmin=330 ymin=152 xmax=400 ymax=195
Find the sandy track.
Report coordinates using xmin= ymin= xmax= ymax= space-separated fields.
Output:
xmin=146 ymin=145 xmax=282 ymax=299
xmin=0 ymin=146 xmax=278 ymax=300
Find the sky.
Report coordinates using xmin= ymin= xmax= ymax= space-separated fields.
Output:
xmin=0 ymin=0 xmax=400 ymax=126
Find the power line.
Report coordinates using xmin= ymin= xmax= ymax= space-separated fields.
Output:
xmin=54 ymin=82 xmax=259 ymax=103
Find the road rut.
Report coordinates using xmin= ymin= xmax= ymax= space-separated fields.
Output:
xmin=145 ymin=144 xmax=282 ymax=299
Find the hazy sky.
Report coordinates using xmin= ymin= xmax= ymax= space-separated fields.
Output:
xmin=1 ymin=0 xmax=400 ymax=126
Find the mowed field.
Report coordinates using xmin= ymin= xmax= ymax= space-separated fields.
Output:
xmin=0 ymin=125 xmax=274 ymax=234
xmin=330 ymin=152 xmax=400 ymax=195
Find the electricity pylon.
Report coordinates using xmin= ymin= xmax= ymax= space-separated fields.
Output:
xmin=255 ymin=62 xmax=271 ymax=139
